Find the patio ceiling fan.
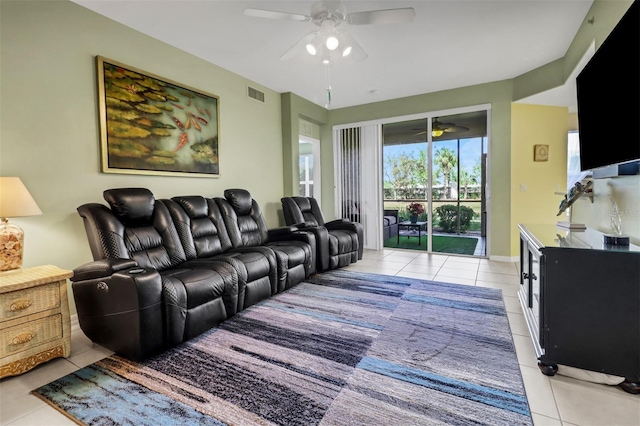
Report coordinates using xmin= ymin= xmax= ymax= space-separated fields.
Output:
xmin=244 ymin=1 xmax=415 ymax=63
xmin=414 ymin=118 xmax=470 ymax=138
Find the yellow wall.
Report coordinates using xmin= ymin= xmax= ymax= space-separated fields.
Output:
xmin=510 ymin=104 xmax=569 ymax=254
xmin=1 ymin=1 xmax=285 ymax=313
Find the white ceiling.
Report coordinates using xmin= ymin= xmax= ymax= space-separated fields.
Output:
xmin=72 ymin=0 xmax=594 ymax=110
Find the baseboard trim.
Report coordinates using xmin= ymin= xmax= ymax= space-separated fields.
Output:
xmin=489 ymin=255 xmax=518 ymax=263
xmin=71 ymin=314 xmax=79 ymax=332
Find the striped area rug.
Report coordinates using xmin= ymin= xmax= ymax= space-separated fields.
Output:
xmin=33 ymin=270 xmax=532 ymax=425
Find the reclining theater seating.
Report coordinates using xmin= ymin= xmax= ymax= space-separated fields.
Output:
xmin=281 ymin=196 xmax=363 ymax=272
xmin=217 ymin=189 xmax=315 ymax=292
xmin=71 ymin=188 xmax=315 ymax=361
xmin=164 ymin=195 xmax=277 ymax=311
xmin=72 ymin=188 xmax=238 ymax=360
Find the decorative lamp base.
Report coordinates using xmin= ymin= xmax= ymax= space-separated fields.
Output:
xmin=0 ymin=220 xmax=24 ymax=272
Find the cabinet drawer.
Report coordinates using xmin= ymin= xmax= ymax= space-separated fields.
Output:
xmin=0 ymin=283 xmax=60 ymax=321
xmin=0 ymin=314 xmax=63 ymax=358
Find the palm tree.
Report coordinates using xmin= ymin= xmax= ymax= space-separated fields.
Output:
xmin=433 ymin=147 xmax=458 ymax=199
xmin=460 ymin=168 xmax=479 ymax=199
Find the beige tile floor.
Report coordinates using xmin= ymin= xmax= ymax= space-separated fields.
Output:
xmin=1 ymin=249 xmax=639 ymax=425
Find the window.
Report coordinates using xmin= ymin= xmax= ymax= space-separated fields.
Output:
xmin=299 ymin=136 xmax=321 ymax=202
xmin=299 ymin=154 xmax=314 ymax=196
xmin=567 ymin=131 xmax=589 ymax=190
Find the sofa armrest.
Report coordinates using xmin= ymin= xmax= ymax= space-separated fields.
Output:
xmin=267 ymin=225 xmax=299 ymax=240
xmin=71 ymin=262 xmax=164 ymax=360
xmin=290 ymin=226 xmax=330 ymax=273
xmin=325 ymin=218 xmax=350 ymax=227
xmin=325 ymin=219 xmax=358 ymax=232
xmin=71 ymin=258 xmax=139 ymax=282
xmin=293 ymin=221 xmax=319 ymax=229
xmin=383 ymin=209 xmax=399 ymax=219
xmin=325 ymin=220 xmax=364 ymax=260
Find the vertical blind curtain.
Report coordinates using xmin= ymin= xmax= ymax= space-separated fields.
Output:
xmin=334 ymin=125 xmax=382 ymax=250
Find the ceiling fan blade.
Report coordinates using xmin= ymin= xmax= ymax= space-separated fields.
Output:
xmin=444 ymin=125 xmax=470 ymax=133
xmin=436 ymin=121 xmax=455 ymax=127
xmin=346 ymin=8 xmax=415 ymax=25
xmin=244 ymin=8 xmax=310 ymax=22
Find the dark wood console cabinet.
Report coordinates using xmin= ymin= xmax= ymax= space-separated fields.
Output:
xmin=518 ymin=224 xmax=640 ymax=394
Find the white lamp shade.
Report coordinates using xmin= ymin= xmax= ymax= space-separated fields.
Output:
xmin=0 ymin=177 xmax=42 ymax=218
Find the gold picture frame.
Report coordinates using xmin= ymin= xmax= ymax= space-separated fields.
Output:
xmin=97 ymin=56 xmax=220 ymax=177
xmin=534 ymin=144 xmax=549 ymax=162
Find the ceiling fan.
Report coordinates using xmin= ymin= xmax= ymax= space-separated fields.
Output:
xmin=244 ymin=1 xmax=415 ymax=63
xmin=414 ymin=118 xmax=470 ymax=138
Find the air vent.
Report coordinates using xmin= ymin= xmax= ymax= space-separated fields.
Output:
xmin=247 ymin=86 xmax=265 ymax=103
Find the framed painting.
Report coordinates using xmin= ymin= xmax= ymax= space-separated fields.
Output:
xmin=96 ymin=56 xmax=220 ymax=177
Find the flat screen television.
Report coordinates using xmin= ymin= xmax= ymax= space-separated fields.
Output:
xmin=576 ymin=0 xmax=640 ymax=172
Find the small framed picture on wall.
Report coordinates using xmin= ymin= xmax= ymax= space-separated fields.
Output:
xmin=534 ymin=144 xmax=549 ymax=162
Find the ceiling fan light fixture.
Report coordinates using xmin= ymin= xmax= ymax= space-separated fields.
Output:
xmin=326 ymin=35 xmax=339 ymax=50
xmin=432 ymin=129 xmax=444 ymax=137
xmin=247 ymin=3 xmax=415 ymax=65
xmin=304 ymin=33 xmax=323 ymax=56
xmin=334 ymin=30 xmax=367 ymax=62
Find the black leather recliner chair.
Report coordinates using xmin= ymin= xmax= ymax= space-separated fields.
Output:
xmin=217 ymin=189 xmax=316 ymax=292
xmin=72 ymin=188 xmax=239 ymax=360
xmin=281 ymin=196 xmax=363 ymax=272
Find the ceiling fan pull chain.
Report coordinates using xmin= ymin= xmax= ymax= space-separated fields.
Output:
xmin=325 ymin=61 xmax=332 ymax=107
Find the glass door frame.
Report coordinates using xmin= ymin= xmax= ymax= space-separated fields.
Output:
xmin=379 ymin=104 xmax=492 ymax=256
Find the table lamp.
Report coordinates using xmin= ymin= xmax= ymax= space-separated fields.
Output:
xmin=0 ymin=177 xmax=42 ymax=272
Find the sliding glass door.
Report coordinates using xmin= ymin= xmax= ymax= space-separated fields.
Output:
xmin=382 ymin=110 xmax=488 ymax=257
xmin=431 ymin=112 xmax=487 ymax=256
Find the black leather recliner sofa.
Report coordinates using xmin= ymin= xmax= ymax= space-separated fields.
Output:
xmin=281 ymin=196 xmax=363 ymax=272
xmin=71 ymin=188 xmax=316 ymax=360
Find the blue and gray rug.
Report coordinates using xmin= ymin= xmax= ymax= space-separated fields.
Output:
xmin=33 ymin=270 xmax=532 ymax=425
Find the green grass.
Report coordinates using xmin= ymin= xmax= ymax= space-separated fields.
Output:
xmin=384 ymin=234 xmax=478 ymax=255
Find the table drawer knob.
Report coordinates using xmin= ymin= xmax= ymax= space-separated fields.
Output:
xmin=10 ymin=331 xmax=35 ymax=345
xmin=9 ymin=299 xmax=32 ymax=311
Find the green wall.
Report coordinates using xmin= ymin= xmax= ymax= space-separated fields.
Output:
xmin=283 ymin=81 xmax=515 ymax=258
xmin=329 ymin=82 xmax=515 ymax=258
xmin=281 ymin=92 xmax=328 ymax=198
xmin=1 ymin=1 xmax=285 ymax=313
